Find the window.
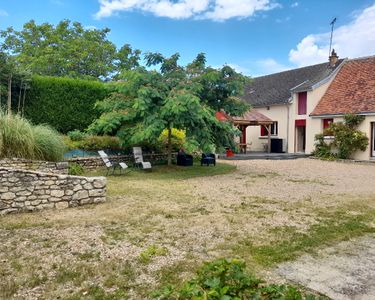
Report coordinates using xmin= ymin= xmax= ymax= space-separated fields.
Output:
xmin=298 ymin=92 xmax=307 ymax=115
xmin=260 ymin=122 xmax=278 ymax=136
xmin=323 ymin=118 xmax=333 ymax=129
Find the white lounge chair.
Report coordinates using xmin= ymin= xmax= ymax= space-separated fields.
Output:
xmin=133 ymin=147 xmax=152 ymax=170
xmin=98 ymin=150 xmax=129 ymax=175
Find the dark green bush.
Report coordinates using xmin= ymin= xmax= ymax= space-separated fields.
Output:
xmin=24 ymin=76 xmax=110 ymax=133
xmin=152 ymin=258 xmax=321 ymax=299
xmin=67 ymin=130 xmax=87 ymax=141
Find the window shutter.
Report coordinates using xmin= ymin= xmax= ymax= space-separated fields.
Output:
xmin=298 ymin=92 xmax=307 ymax=115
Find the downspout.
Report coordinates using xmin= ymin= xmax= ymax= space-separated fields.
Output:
xmin=286 ymin=97 xmax=292 ymax=153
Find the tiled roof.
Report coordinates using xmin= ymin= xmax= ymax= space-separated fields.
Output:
xmin=311 ymin=56 xmax=375 ymax=116
xmin=216 ymin=109 xmax=273 ymax=125
xmin=241 ymin=59 xmax=344 ymax=107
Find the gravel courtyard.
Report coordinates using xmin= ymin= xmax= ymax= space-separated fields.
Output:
xmin=1 ymin=158 xmax=374 ymax=299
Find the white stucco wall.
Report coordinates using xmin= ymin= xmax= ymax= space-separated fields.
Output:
xmin=314 ymin=115 xmax=375 ymax=161
xmin=287 ymin=80 xmax=335 ymax=154
xmin=246 ymin=105 xmax=289 ymax=151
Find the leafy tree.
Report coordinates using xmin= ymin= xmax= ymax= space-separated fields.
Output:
xmin=89 ymin=53 xmax=250 ymax=165
xmin=1 ymin=20 xmax=118 ymax=79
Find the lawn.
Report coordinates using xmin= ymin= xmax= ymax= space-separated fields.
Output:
xmin=0 ymin=159 xmax=374 ymax=299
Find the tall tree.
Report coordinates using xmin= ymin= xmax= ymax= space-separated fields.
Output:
xmin=89 ymin=53 xmax=250 ymax=165
xmin=1 ymin=20 xmax=118 ymax=79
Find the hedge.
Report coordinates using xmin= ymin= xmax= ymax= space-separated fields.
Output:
xmin=24 ymin=76 xmax=109 ymax=133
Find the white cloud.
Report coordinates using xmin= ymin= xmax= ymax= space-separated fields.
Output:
xmin=291 ymin=2 xmax=298 ymax=8
xmin=255 ymin=58 xmax=290 ymax=75
xmin=95 ymin=0 xmax=281 ymax=21
xmin=0 ymin=9 xmax=9 ymax=16
xmin=289 ymin=3 xmax=375 ymax=67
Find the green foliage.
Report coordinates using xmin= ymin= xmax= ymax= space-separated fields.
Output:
xmin=68 ymin=163 xmax=84 ymax=176
xmin=1 ymin=20 xmax=141 ymax=80
xmin=158 ymin=128 xmax=186 ymax=152
xmin=152 ymin=258 xmax=319 ymax=299
xmin=139 ymin=245 xmax=168 ymax=264
xmin=67 ymin=130 xmax=87 ymax=141
xmin=312 ymin=134 xmax=336 ymax=160
xmin=24 ymin=76 xmax=109 ymax=133
xmin=313 ymin=114 xmax=369 ymax=159
xmin=79 ymin=135 xmax=121 ymax=151
xmin=89 ymin=53 xmax=250 ymax=165
xmin=0 ymin=110 xmax=65 ymax=161
xmin=32 ymin=125 xmax=66 ymax=161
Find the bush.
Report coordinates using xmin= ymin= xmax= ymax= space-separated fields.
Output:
xmin=24 ymin=76 xmax=110 ymax=133
xmin=67 ymin=130 xmax=87 ymax=141
xmin=79 ymin=135 xmax=121 ymax=151
xmin=0 ymin=110 xmax=65 ymax=161
xmin=33 ymin=125 xmax=66 ymax=161
xmin=313 ymin=114 xmax=369 ymax=159
xmin=158 ymin=128 xmax=186 ymax=152
xmin=68 ymin=163 xmax=84 ymax=176
xmin=152 ymin=258 xmax=320 ymax=299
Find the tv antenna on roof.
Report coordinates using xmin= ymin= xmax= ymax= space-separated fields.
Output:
xmin=329 ymin=17 xmax=337 ymax=57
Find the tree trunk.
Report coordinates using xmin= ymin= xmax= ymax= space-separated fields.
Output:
xmin=167 ymin=127 xmax=172 ymax=166
xmin=7 ymin=74 xmax=12 ymax=115
xmin=17 ymin=80 xmax=23 ymax=114
xmin=21 ymin=86 xmax=27 ymax=117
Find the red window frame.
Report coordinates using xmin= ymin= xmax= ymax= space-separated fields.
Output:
xmin=298 ymin=92 xmax=307 ymax=115
xmin=323 ymin=118 xmax=333 ymax=129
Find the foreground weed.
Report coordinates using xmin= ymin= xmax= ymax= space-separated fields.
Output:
xmin=152 ymin=258 xmax=326 ymax=299
xmin=139 ymin=245 xmax=169 ymax=264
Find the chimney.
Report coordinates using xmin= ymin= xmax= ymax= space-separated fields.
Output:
xmin=329 ymin=49 xmax=338 ymax=67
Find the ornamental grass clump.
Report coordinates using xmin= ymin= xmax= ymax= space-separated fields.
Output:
xmin=0 ymin=110 xmax=65 ymax=161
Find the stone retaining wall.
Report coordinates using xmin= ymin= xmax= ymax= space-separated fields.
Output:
xmin=0 ymin=158 xmax=68 ymax=174
xmin=0 ymin=167 xmax=106 ymax=215
xmin=69 ymin=153 xmax=177 ymax=170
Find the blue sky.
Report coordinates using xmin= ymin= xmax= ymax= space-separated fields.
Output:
xmin=1 ymin=0 xmax=375 ymax=76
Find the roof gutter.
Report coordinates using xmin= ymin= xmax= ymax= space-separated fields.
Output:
xmin=310 ymin=111 xmax=375 ymax=118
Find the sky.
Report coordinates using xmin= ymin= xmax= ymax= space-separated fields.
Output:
xmin=0 ymin=0 xmax=375 ymax=76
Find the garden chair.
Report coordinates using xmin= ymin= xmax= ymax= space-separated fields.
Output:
xmin=201 ymin=153 xmax=216 ymax=166
xmin=98 ymin=150 xmax=129 ymax=175
xmin=132 ymin=147 xmax=152 ymax=170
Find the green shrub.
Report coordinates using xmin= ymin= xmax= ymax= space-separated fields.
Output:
xmin=158 ymin=128 xmax=186 ymax=152
xmin=0 ymin=110 xmax=65 ymax=161
xmin=67 ymin=130 xmax=87 ymax=141
xmin=0 ymin=110 xmax=35 ymax=159
xmin=68 ymin=163 xmax=84 ymax=176
xmin=79 ymin=135 xmax=121 ymax=151
xmin=152 ymin=258 xmax=320 ymax=299
xmin=313 ymin=114 xmax=369 ymax=159
xmin=24 ymin=76 xmax=110 ymax=133
xmin=33 ymin=125 xmax=66 ymax=161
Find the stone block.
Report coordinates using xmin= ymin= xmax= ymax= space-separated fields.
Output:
xmin=1 ymin=192 xmax=16 ymax=200
xmin=73 ymin=190 xmax=89 ymax=200
xmin=50 ymin=190 xmax=64 ymax=197
xmin=55 ymin=202 xmax=69 ymax=209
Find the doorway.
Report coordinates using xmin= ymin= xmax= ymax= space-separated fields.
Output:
xmin=372 ymin=123 xmax=375 ymax=157
xmin=295 ymin=124 xmax=306 ymax=153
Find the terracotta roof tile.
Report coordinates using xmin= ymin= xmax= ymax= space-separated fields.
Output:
xmin=311 ymin=56 xmax=375 ymax=116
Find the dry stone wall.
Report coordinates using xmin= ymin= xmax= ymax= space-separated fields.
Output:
xmin=0 ymin=158 xmax=68 ymax=174
xmin=0 ymin=167 xmax=106 ymax=215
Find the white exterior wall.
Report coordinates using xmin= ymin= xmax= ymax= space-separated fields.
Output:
xmin=287 ymin=80 xmax=335 ymax=154
xmin=313 ymin=115 xmax=375 ymax=161
xmin=246 ymin=105 xmax=289 ymax=151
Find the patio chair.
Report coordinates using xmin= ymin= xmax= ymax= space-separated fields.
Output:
xmin=98 ymin=150 xmax=129 ymax=175
xmin=132 ymin=147 xmax=152 ymax=170
xmin=177 ymin=153 xmax=193 ymax=166
xmin=201 ymin=153 xmax=216 ymax=166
